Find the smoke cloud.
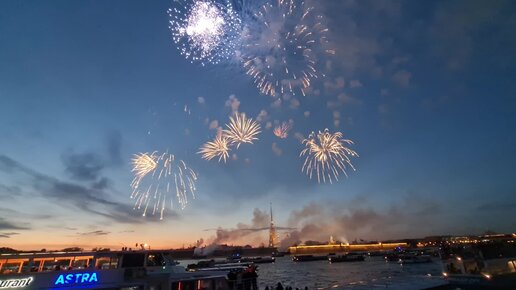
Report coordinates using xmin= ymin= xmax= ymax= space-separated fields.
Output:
xmin=203 ymin=197 xmax=445 ymax=250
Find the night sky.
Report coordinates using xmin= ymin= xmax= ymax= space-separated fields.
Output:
xmin=1 ymin=0 xmax=515 ymax=250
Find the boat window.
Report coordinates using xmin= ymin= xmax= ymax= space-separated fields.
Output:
xmin=121 ymin=253 xmax=145 ymax=268
xmin=39 ymin=258 xmax=70 ymax=271
xmin=181 ymin=281 xmax=196 ymax=290
xmin=20 ymin=260 xmax=34 ymax=273
xmin=73 ymin=258 xmax=90 ymax=269
xmin=57 ymin=259 xmax=72 ymax=270
xmin=94 ymin=256 xmax=118 ymax=269
xmin=463 ymin=260 xmax=481 ymax=274
xmin=120 ymin=287 xmax=143 ymax=290
xmin=214 ymin=278 xmax=228 ymax=290
xmin=109 ymin=256 xmax=119 ymax=269
xmin=199 ymin=279 xmax=213 ymax=290
xmin=1 ymin=261 xmax=21 ymax=274
xmin=96 ymin=257 xmax=112 ymax=269
xmin=41 ymin=260 xmax=56 ymax=272
xmin=147 ymin=253 xmax=165 ymax=267
xmin=508 ymin=261 xmax=516 ymax=272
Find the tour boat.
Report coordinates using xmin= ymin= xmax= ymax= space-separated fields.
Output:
xmin=0 ymin=249 xmax=258 ymax=290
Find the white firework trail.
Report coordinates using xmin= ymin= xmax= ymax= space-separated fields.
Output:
xmin=131 ymin=152 xmax=197 ymax=219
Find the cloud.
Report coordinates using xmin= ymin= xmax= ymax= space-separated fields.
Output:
xmin=197 ymin=96 xmax=206 ymax=104
xmin=287 ymin=202 xmax=323 ymax=225
xmin=0 ymin=232 xmax=20 ymax=239
xmin=327 ymin=93 xmax=361 ymax=109
xmin=92 ymin=177 xmax=111 ymax=190
xmin=201 ymin=196 xmax=445 ymax=249
xmin=256 ymin=110 xmax=269 ymax=123
xmin=207 ymin=208 xmax=272 ymax=245
xmin=272 ymin=142 xmax=283 ymax=156
xmin=106 ymin=131 xmax=123 ymax=166
xmin=333 ymin=111 xmax=341 ymax=128
xmin=304 ymin=111 xmax=310 ymax=118
xmin=0 ymin=184 xmax=21 ymax=199
xmin=324 ymin=77 xmax=345 ymax=92
xmin=476 ymin=201 xmax=516 ymax=211
xmin=294 ymin=132 xmax=304 ymax=142
xmin=271 ymin=98 xmax=282 ymax=109
xmin=392 ymin=56 xmax=410 ymax=65
xmin=378 ymin=104 xmax=389 ymax=114
xmin=289 ymin=98 xmax=300 ymax=109
xmin=0 ymin=217 xmax=29 ymax=231
xmin=77 ymin=230 xmax=110 ymax=236
xmin=225 ymin=94 xmax=240 ymax=113
xmin=208 ymin=120 xmax=219 ymax=130
xmin=381 ymin=88 xmax=389 ymax=96
xmin=391 ymin=70 xmax=412 ymax=87
xmin=349 ymin=80 xmax=363 ymax=88
xmin=430 ymin=0 xmax=516 ymax=70
xmin=279 ymin=197 xmax=444 ymax=249
xmin=0 ymin=155 xmax=17 ymax=173
xmin=0 ymin=155 xmax=151 ymax=224
xmin=420 ymin=95 xmax=452 ymax=110
xmin=60 ymin=131 xmax=122 ymax=182
xmin=61 ymin=151 xmax=104 ymax=181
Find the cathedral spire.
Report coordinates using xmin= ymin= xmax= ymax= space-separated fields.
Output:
xmin=269 ymin=202 xmax=277 ymax=248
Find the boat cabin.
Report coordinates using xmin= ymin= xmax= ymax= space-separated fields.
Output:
xmin=0 ymin=250 xmax=255 ymax=290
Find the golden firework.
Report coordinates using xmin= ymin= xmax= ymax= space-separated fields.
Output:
xmin=273 ymin=122 xmax=292 ymax=139
xmin=131 ymin=152 xmax=158 ymax=187
xmin=198 ymin=134 xmax=231 ymax=162
xmin=223 ymin=112 xmax=261 ymax=148
xmin=300 ymin=129 xmax=358 ymax=183
xmin=130 ymin=151 xmax=197 ymax=219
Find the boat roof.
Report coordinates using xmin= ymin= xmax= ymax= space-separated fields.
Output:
xmin=0 ymin=249 xmax=175 ymax=259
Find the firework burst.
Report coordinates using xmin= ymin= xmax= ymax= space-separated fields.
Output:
xmin=198 ymin=133 xmax=231 ymax=162
xmin=239 ymin=0 xmax=333 ymax=97
xmin=130 ymin=152 xmax=197 ymax=219
xmin=223 ymin=112 xmax=261 ymax=148
xmin=300 ymin=129 xmax=358 ymax=183
xmin=168 ymin=0 xmax=241 ymax=65
xmin=273 ymin=121 xmax=292 ymax=139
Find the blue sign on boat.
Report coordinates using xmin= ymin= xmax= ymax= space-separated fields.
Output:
xmin=54 ymin=273 xmax=98 ymax=285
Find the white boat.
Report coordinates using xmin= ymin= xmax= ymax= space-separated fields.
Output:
xmin=0 ymin=250 xmax=258 ymax=290
xmin=440 ymin=240 xmax=516 ymax=287
xmin=397 ymin=253 xmax=433 ymax=264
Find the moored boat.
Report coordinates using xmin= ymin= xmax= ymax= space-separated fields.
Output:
xmin=328 ymin=254 xmax=365 ymax=263
xmin=397 ymin=253 xmax=433 ymax=264
xmin=240 ymin=257 xmax=275 ymax=264
xmin=292 ymin=255 xmax=327 ymax=262
xmin=440 ymin=240 xmax=516 ymax=288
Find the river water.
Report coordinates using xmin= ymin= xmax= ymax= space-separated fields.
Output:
xmin=179 ymin=256 xmax=447 ymax=290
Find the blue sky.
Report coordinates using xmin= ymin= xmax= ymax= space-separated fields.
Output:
xmin=0 ymin=0 xmax=515 ymax=250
